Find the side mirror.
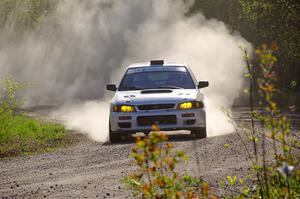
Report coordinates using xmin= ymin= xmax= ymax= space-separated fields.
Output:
xmin=197 ymin=81 xmax=209 ymax=89
xmin=106 ymin=84 xmax=117 ymax=91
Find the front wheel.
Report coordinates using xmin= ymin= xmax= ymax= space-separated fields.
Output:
xmin=191 ymin=127 xmax=207 ymax=139
xmin=109 ymin=123 xmax=122 ymax=143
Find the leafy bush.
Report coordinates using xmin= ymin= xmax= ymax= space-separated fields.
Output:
xmin=125 ymin=132 xmax=217 ymax=199
xmin=0 ymin=76 xmax=28 ymax=115
xmin=224 ymin=44 xmax=300 ymax=198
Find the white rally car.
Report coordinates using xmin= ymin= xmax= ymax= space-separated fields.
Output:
xmin=106 ymin=60 xmax=209 ymax=142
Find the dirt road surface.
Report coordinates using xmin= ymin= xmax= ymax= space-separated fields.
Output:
xmin=1 ymin=107 xmax=299 ymax=198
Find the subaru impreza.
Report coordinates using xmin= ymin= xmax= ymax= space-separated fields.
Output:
xmin=106 ymin=60 xmax=209 ymax=142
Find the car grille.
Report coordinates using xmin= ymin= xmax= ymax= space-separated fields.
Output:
xmin=138 ymin=104 xmax=175 ymax=110
xmin=137 ymin=115 xmax=177 ymax=126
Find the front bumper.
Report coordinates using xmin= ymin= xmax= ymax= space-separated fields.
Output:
xmin=109 ymin=108 xmax=206 ymax=133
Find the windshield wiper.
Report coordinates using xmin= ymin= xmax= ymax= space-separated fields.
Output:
xmin=157 ymin=86 xmax=183 ymax=89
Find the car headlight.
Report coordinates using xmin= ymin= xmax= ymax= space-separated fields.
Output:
xmin=113 ymin=105 xmax=136 ymax=112
xmin=178 ymin=101 xmax=203 ymax=110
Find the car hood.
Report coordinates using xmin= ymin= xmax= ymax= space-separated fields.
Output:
xmin=112 ymin=89 xmax=201 ymax=105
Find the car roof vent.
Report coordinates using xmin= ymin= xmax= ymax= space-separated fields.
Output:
xmin=150 ymin=60 xmax=164 ymax=66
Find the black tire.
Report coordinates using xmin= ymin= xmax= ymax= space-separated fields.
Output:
xmin=191 ymin=127 xmax=207 ymax=139
xmin=109 ymin=123 xmax=122 ymax=143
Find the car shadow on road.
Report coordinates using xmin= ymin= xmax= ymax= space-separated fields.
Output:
xmin=104 ymin=132 xmax=197 ymax=145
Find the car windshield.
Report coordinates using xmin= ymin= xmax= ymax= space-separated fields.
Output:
xmin=118 ymin=67 xmax=195 ymax=91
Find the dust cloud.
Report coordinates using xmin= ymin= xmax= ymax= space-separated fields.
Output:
xmin=52 ymin=100 xmax=110 ymax=142
xmin=0 ymin=0 xmax=250 ymax=142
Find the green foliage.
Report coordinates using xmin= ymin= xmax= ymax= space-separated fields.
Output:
xmin=191 ymin=0 xmax=300 ymax=109
xmin=0 ymin=76 xmax=28 ymax=115
xmin=225 ymin=45 xmax=300 ymax=198
xmin=0 ymin=111 xmax=69 ymax=158
xmin=223 ymin=143 xmax=231 ymax=148
xmin=0 ymin=76 xmax=70 ymax=157
xmin=0 ymin=0 xmax=58 ymax=37
xmin=125 ymin=132 xmax=217 ymax=199
xmin=227 ymin=176 xmax=237 ymax=186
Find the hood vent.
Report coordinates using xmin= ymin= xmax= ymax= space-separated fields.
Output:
xmin=141 ymin=89 xmax=172 ymax=94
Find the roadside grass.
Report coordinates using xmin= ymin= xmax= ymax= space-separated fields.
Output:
xmin=0 ymin=76 xmax=73 ymax=158
xmin=0 ymin=111 xmax=71 ymax=158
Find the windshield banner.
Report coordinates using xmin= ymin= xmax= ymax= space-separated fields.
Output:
xmin=127 ymin=67 xmax=186 ymax=74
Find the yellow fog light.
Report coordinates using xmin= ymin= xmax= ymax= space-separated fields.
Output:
xmin=178 ymin=101 xmax=203 ymax=110
xmin=121 ymin=105 xmax=135 ymax=112
xmin=179 ymin=102 xmax=193 ymax=109
xmin=113 ymin=105 xmax=136 ymax=112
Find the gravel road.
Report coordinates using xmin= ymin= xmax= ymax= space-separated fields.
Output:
xmin=1 ymin=107 xmax=298 ymax=198
xmin=1 ymin=133 xmax=253 ymax=198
